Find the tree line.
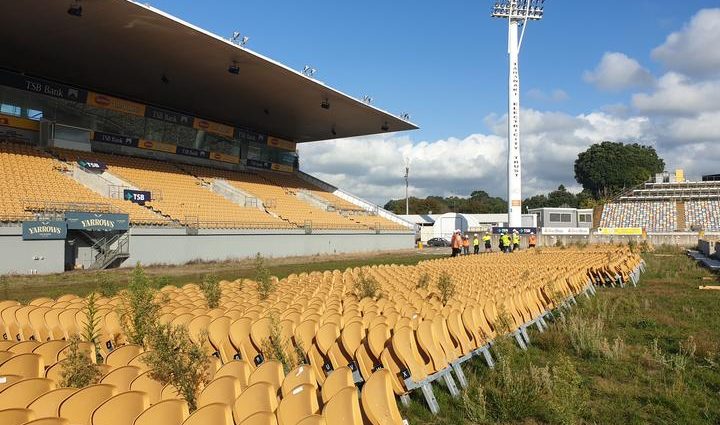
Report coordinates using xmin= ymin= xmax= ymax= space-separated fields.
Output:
xmin=384 ymin=141 xmax=665 ymax=215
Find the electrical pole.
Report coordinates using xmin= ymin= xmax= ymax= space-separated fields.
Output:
xmin=492 ymin=0 xmax=544 ymax=227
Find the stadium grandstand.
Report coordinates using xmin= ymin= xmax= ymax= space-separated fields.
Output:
xmin=0 ymin=1 xmax=417 ymax=274
xmin=599 ymin=169 xmax=720 ymax=233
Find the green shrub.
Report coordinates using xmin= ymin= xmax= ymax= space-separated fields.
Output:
xmin=96 ymin=273 xmax=117 ymax=297
xmin=562 ymin=313 xmax=605 ymax=358
xmin=60 ymin=335 xmax=101 ymax=388
xmin=143 ymin=323 xmax=210 ymax=412
xmin=355 ymin=270 xmax=380 ymax=300
xmin=416 ymin=272 xmax=430 ymax=290
xmin=259 ymin=315 xmax=304 ymax=373
xmin=152 ymin=275 xmax=172 ymax=289
xmin=121 ymin=263 xmax=158 ymax=347
xmin=460 ymin=380 xmax=488 ymax=423
xmin=437 ymin=271 xmax=455 ymax=305
xmin=200 ymin=273 xmax=221 ymax=309
xmin=254 ymin=253 xmax=275 ymax=300
xmin=81 ymin=292 xmax=101 ymax=356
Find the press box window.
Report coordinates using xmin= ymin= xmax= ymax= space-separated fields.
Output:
xmin=549 ymin=213 xmax=572 ymax=223
xmin=579 ymin=214 xmax=591 ymax=223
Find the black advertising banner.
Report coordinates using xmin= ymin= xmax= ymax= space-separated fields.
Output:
xmin=492 ymin=227 xmax=537 ymax=235
xmin=0 ymin=69 xmax=88 ymax=103
xmin=176 ymin=146 xmax=211 ymax=159
xmin=77 ymin=159 xmax=107 ymax=170
xmin=22 ymin=221 xmax=67 ymax=240
xmin=235 ymin=127 xmax=267 ymax=145
xmin=246 ymin=159 xmax=272 ymax=170
xmin=91 ymin=131 xmax=139 ymax=148
xmin=123 ymin=189 xmax=152 ymax=205
xmin=65 ymin=212 xmax=130 ymax=231
xmin=145 ymin=105 xmax=194 ymax=128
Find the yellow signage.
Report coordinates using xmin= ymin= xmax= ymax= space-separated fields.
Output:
xmin=596 ymin=227 xmax=643 ymax=236
xmin=0 ymin=114 xmax=39 ymax=131
xmin=271 ymin=163 xmax=293 ymax=173
xmin=86 ymin=92 xmax=146 ymax=117
xmin=210 ymin=151 xmax=240 ymax=164
xmin=193 ymin=118 xmax=235 ymax=138
xmin=267 ymin=136 xmax=296 ymax=151
xmin=138 ymin=139 xmax=177 ymax=154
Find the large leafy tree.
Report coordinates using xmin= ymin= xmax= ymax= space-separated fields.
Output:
xmin=574 ymin=141 xmax=665 ymax=197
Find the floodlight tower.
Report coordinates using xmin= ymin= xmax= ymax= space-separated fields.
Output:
xmin=492 ymin=0 xmax=544 ymax=228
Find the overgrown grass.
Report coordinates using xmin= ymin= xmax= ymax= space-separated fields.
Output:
xmin=402 ymin=247 xmax=720 ymax=424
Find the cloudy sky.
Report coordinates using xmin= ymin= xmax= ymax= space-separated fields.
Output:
xmin=152 ymin=1 xmax=720 ymax=205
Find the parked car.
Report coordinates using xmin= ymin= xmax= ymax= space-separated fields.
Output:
xmin=426 ymin=237 xmax=450 ymax=247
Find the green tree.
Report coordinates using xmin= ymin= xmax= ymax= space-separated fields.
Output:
xmin=574 ymin=141 xmax=665 ymax=197
xmin=546 ymin=185 xmax=578 ymax=208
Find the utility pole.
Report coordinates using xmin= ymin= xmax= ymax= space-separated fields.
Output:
xmin=492 ymin=0 xmax=545 ymax=227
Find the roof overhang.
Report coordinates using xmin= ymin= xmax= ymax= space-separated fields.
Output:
xmin=1 ymin=0 xmax=418 ymax=142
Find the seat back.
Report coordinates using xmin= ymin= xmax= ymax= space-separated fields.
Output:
xmin=91 ymin=391 xmax=150 ymax=425
xmin=133 ymin=398 xmax=190 ymax=425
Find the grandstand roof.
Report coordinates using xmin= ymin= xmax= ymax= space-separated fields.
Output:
xmin=2 ymin=0 xmax=417 ymax=143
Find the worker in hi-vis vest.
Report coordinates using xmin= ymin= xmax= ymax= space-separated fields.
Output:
xmin=473 ymin=234 xmax=480 ymax=255
xmin=483 ymin=232 xmax=492 ymax=253
xmin=512 ymin=230 xmax=521 ymax=252
xmin=501 ymin=233 xmax=511 ymax=253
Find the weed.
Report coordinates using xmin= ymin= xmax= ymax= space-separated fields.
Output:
xmin=96 ymin=273 xmax=117 ymax=297
xmin=254 ymin=253 xmax=275 ymax=300
xmin=437 ymin=271 xmax=455 ymax=305
xmin=460 ymin=381 xmax=487 ymax=423
xmin=260 ymin=315 xmax=302 ymax=373
xmin=81 ymin=292 xmax=101 ymax=359
xmin=121 ymin=263 xmax=158 ymax=347
xmin=60 ymin=335 xmax=101 ymax=388
xmin=143 ymin=323 xmax=210 ymax=412
xmin=355 ymin=270 xmax=381 ymax=300
xmin=200 ymin=273 xmax=221 ymax=309
xmin=562 ymin=313 xmax=605 ymax=358
xmin=152 ymin=275 xmax=172 ymax=289
xmin=599 ymin=336 xmax=627 ymax=361
xmin=416 ymin=272 xmax=430 ymax=290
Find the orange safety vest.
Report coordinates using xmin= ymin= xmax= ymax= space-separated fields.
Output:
xmin=462 ymin=238 xmax=470 ymax=247
xmin=451 ymin=235 xmax=461 ymax=249
xmin=529 ymin=234 xmax=537 ymax=245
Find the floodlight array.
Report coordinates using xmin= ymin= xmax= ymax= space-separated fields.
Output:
xmin=492 ymin=0 xmax=544 ymax=20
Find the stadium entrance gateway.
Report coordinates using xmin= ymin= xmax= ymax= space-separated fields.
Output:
xmin=22 ymin=212 xmax=130 ymax=271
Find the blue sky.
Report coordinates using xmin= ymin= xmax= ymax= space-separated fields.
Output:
xmin=151 ymin=0 xmax=712 ymax=141
xmin=150 ymin=1 xmax=720 ymax=203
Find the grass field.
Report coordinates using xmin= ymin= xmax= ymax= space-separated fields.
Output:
xmin=0 ymin=248 xmax=446 ymax=303
xmin=401 ymin=247 xmax=720 ymax=424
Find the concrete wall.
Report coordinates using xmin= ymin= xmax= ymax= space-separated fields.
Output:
xmin=123 ymin=227 xmax=415 ymax=266
xmin=0 ymin=227 xmax=65 ymax=274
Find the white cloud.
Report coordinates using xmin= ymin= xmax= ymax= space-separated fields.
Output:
xmin=299 ymin=110 xmax=656 ymax=205
xmin=300 ymin=9 xmax=720 ymax=206
xmin=632 ymin=72 xmax=720 ymax=115
xmin=527 ymin=88 xmax=569 ymax=102
xmin=583 ymin=52 xmax=655 ymax=91
xmin=652 ymin=8 xmax=720 ymax=79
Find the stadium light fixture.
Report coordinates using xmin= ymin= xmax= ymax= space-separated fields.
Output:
xmin=228 ymin=61 xmax=240 ymax=75
xmin=302 ymin=66 xmax=317 ymax=78
xmin=230 ymin=32 xmax=250 ymax=47
xmin=331 ymin=126 xmax=337 ymax=136
xmin=381 ymin=122 xmax=389 ymax=132
xmin=491 ymin=0 xmax=545 ymax=228
xmin=67 ymin=1 xmax=82 ymax=17
xmin=321 ymin=98 xmax=330 ymax=110
xmin=399 ymin=113 xmax=411 ymax=121
xmin=362 ymin=95 xmax=373 ymax=105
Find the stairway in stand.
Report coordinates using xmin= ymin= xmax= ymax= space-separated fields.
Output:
xmin=676 ymin=201 xmax=686 ymax=231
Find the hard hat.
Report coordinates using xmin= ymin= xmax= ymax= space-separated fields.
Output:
xmin=474 ymin=234 xmax=478 ymax=236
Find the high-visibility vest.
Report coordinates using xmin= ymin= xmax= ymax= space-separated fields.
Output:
xmin=501 ymin=235 xmax=510 ymax=246
xmin=473 ymin=238 xmax=479 ymax=246
xmin=462 ymin=238 xmax=470 ymax=247
xmin=482 ymin=235 xmax=491 ymax=242
xmin=513 ymin=234 xmax=520 ymax=244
